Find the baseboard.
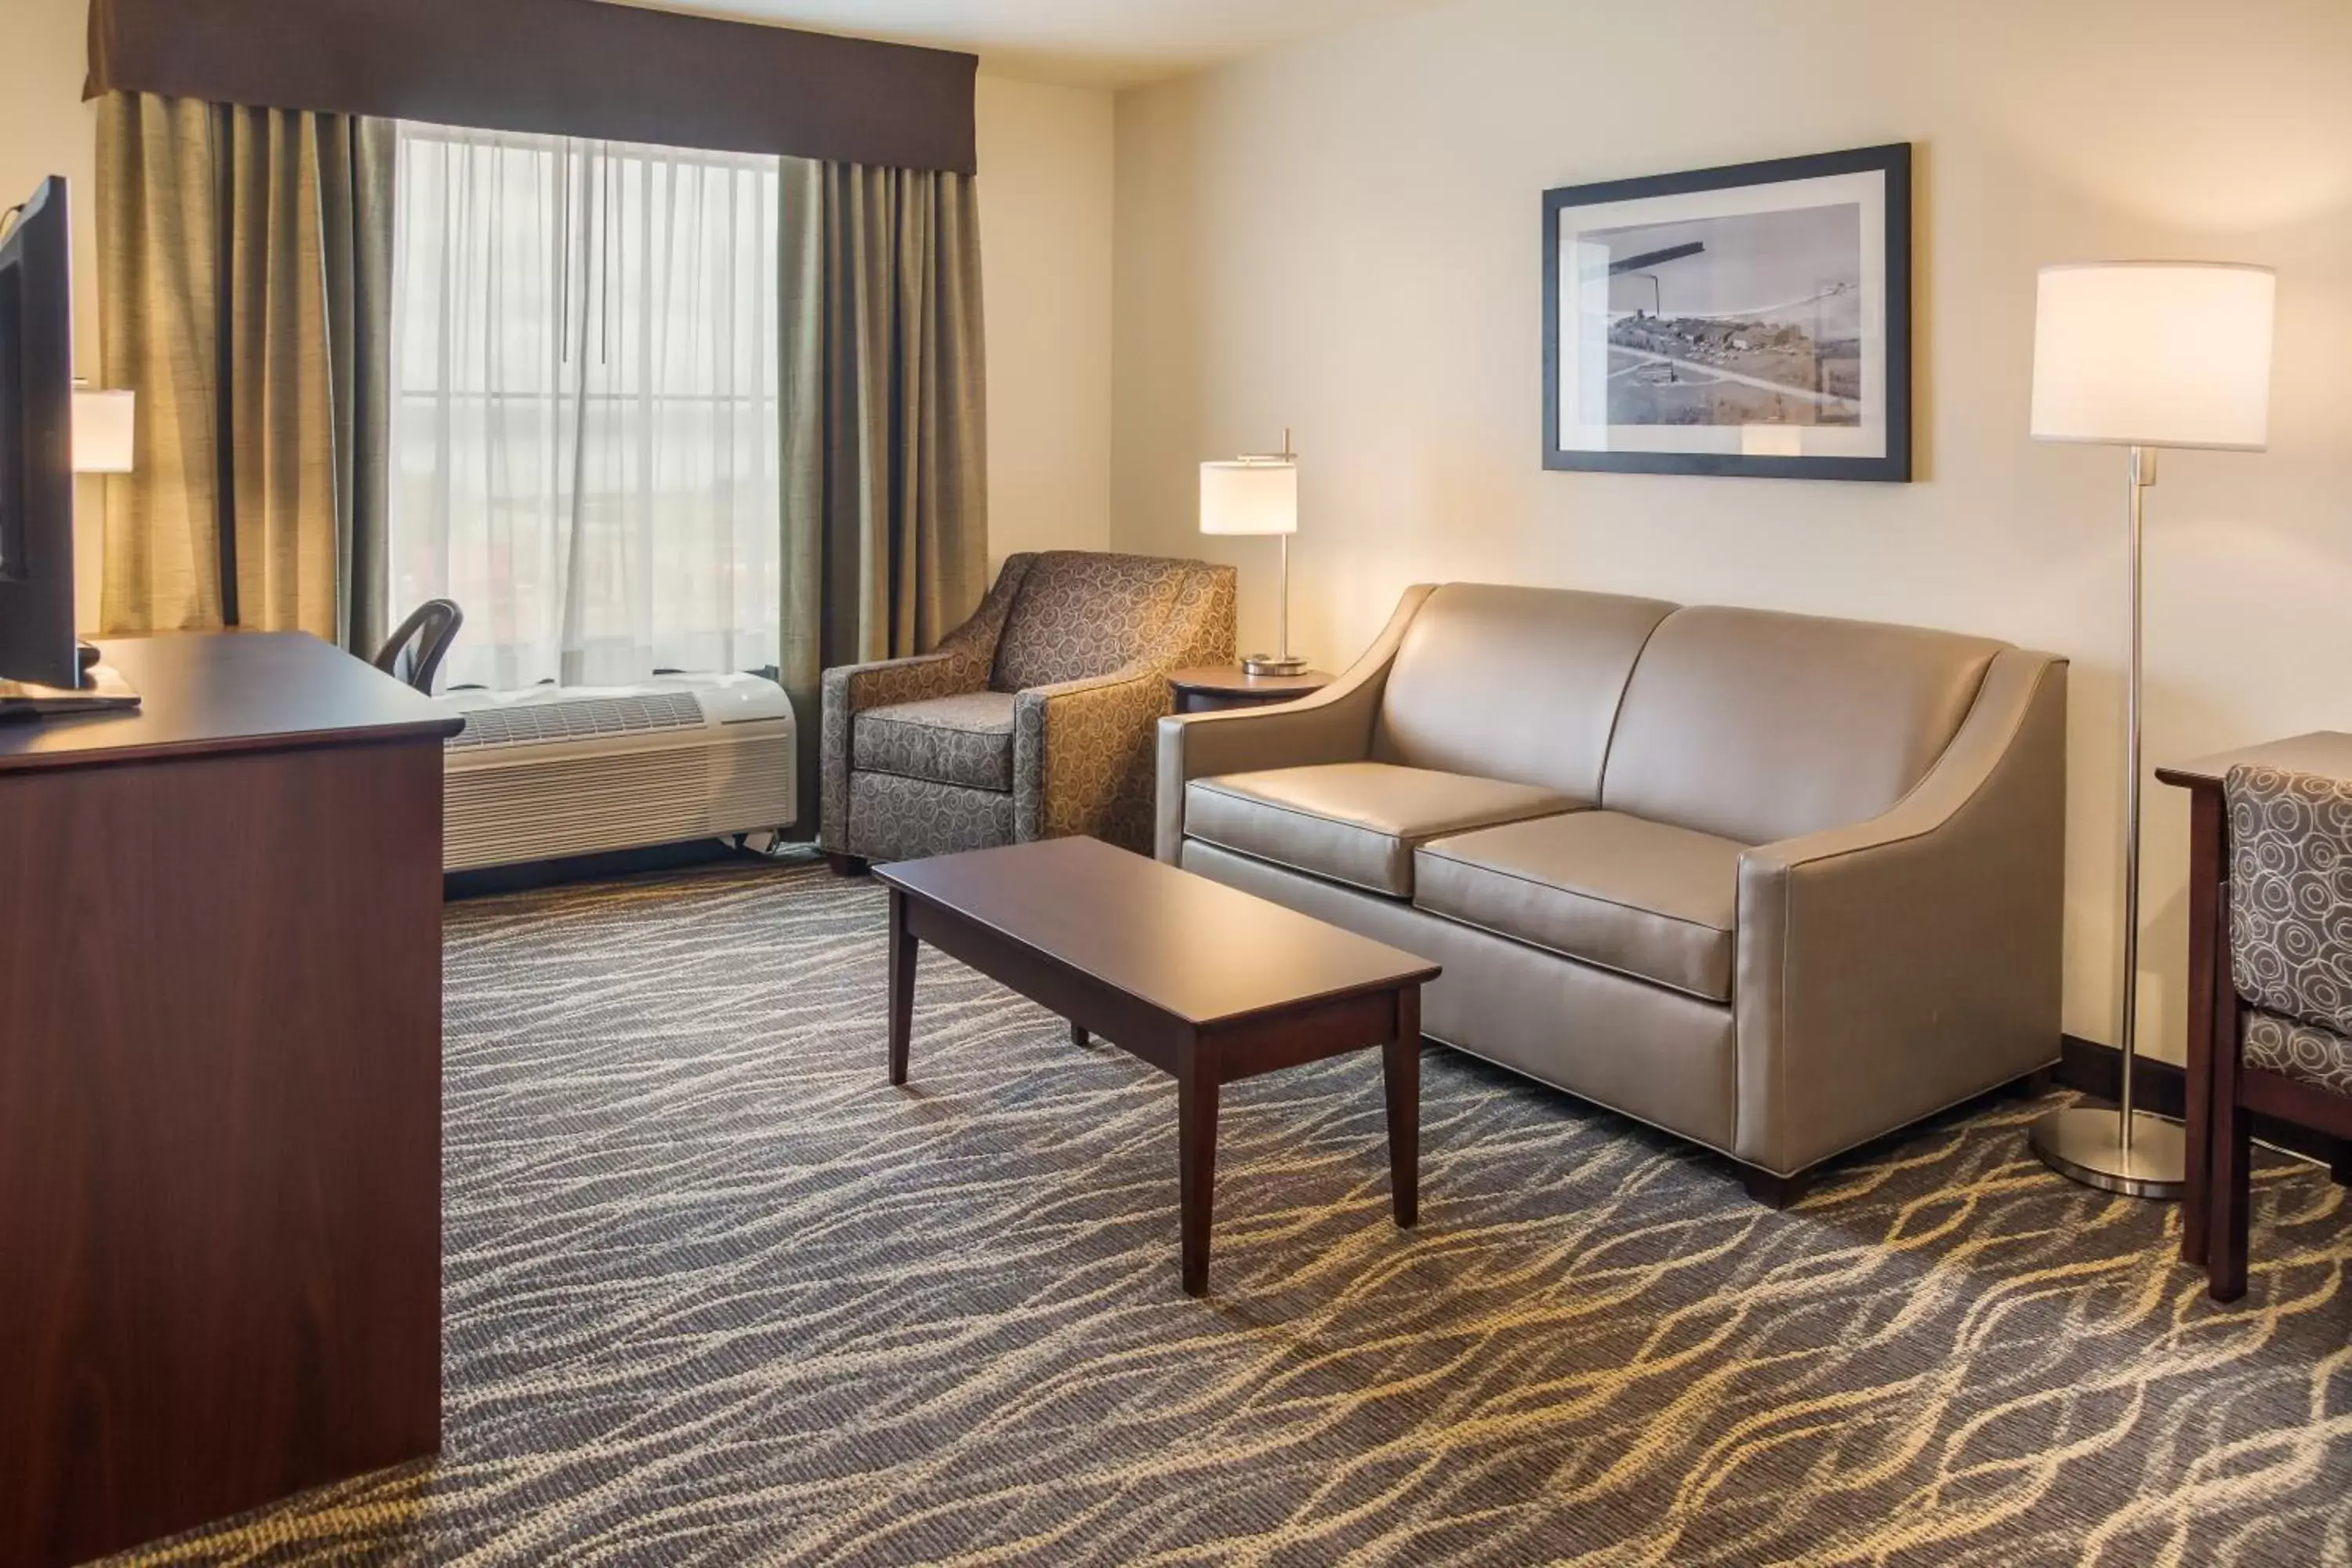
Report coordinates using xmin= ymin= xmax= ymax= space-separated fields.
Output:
xmin=2059 ymin=1032 xmax=2348 ymax=1172
xmin=2056 ymin=1033 xmax=2187 ymax=1119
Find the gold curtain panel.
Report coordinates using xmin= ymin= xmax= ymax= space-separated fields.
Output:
xmin=96 ymin=94 xmax=393 ymax=650
xmin=85 ymin=0 xmax=978 ymax=176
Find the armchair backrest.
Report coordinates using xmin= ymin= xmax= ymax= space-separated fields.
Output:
xmin=2227 ymin=764 xmax=2352 ymax=1039
xmin=1599 ymin=605 xmax=2003 ymax=845
xmin=990 ymin=551 xmax=1223 ymax=692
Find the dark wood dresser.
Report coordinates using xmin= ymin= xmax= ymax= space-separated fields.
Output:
xmin=0 ymin=632 xmax=460 ymax=1566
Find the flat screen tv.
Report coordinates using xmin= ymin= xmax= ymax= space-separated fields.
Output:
xmin=0 ymin=176 xmax=80 ymax=692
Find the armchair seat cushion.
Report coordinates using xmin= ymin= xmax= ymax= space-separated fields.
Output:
xmin=854 ymin=691 xmax=1017 ymax=793
xmin=1185 ymin=762 xmax=1582 ymax=898
xmin=1416 ymin=811 xmax=1745 ymax=1002
xmin=2243 ymin=1007 xmax=2352 ymax=1098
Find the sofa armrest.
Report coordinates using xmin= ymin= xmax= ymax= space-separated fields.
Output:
xmin=1732 ymin=648 xmax=2070 ymax=1174
xmin=1153 ymin=584 xmax=1436 ymax=862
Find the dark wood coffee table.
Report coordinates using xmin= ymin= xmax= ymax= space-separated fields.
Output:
xmin=876 ymin=836 xmax=1439 ymax=1296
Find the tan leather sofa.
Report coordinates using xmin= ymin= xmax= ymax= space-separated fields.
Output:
xmin=1156 ymin=584 xmax=2068 ymax=1200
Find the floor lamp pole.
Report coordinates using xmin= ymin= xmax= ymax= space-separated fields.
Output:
xmin=2119 ymin=444 xmax=2147 ymax=1146
xmin=2030 ymin=442 xmax=2185 ymax=1200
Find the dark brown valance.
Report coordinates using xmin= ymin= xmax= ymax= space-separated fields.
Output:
xmin=85 ymin=0 xmax=978 ymax=175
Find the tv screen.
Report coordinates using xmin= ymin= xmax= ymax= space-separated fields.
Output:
xmin=0 ymin=176 xmax=79 ymax=691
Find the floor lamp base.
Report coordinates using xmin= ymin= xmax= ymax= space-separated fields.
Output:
xmin=2028 ymin=1105 xmax=2186 ymax=1200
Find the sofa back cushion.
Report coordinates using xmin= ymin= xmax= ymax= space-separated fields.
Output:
xmin=1371 ymin=584 xmax=1678 ymax=798
xmin=992 ymin=552 xmax=1196 ymax=692
xmin=1600 ymin=605 xmax=2004 ymax=845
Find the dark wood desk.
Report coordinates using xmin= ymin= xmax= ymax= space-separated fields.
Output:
xmin=877 ymin=837 xmax=1439 ymax=1297
xmin=2158 ymin=731 xmax=2352 ymax=1291
xmin=0 ymin=632 xmax=461 ymax=1567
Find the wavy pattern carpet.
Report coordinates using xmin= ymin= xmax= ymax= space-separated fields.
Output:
xmin=111 ymin=862 xmax=2351 ymax=1567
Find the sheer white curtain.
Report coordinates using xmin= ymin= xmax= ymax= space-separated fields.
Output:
xmin=389 ymin=123 xmax=782 ymax=690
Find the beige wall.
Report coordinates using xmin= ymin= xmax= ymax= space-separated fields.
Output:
xmin=0 ymin=0 xmax=1116 ymax=627
xmin=1111 ymin=0 xmax=2352 ymax=1064
xmin=977 ymin=74 xmax=1116 ymax=568
xmin=0 ymin=0 xmax=104 ymax=629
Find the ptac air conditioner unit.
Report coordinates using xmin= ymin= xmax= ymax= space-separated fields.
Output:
xmin=434 ymin=674 xmax=797 ymax=871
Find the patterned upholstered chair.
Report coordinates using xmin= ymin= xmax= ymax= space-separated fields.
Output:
xmin=2197 ymin=764 xmax=2352 ymax=1301
xmin=820 ymin=551 xmax=1236 ymax=866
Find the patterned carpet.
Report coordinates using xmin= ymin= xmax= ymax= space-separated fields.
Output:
xmin=111 ymin=862 xmax=2352 ymax=1566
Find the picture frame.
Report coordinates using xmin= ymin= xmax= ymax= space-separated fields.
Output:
xmin=1541 ymin=142 xmax=1911 ymax=482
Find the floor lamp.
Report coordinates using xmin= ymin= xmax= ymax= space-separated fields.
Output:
xmin=2027 ymin=261 xmax=2277 ymax=1199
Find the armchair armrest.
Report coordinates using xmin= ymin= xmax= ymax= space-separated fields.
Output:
xmin=1154 ymin=584 xmax=1437 ymax=862
xmin=996 ymin=559 xmax=1240 ymax=852
xmin=1014 ymin=661 xmax=1171 ymax=846
xmin=817 ymin=556 xmax=1036 ymax=853
xmin=1732 ymin=648 xmax=2070 ymax=1174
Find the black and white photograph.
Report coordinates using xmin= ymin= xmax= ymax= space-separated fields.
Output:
xmin=1543 ymin=143 xmax=1911 ymax=481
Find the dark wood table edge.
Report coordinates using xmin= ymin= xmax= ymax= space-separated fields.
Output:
xmin=877 ymin=874 xmax=1434 ymax=1298
xmin=1166 ymin=665 xmax=1335 ymax=688
xmin=1166 ymin=666 xmax=1337 ymax=714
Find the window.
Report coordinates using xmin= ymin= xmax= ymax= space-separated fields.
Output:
xmin=390 ymin=123 xmax=782 ymax=691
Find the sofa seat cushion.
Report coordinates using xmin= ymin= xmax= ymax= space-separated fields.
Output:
xmin=854 ymin=691 xmax=1017 ymax=792
xmin=1416 ymin=811 xmax=1746 ymax=1002
xmin=1185 ymin=762 xmax=1583 ymax=898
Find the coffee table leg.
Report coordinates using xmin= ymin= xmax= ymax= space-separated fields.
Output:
xmin=1383 ymin=987 xmax=1421 ymax=1229
xmin=1178 ymin=1046 xmax=1220 ymax=1297
xmin=887 ymin=888 xmax=916 ymax=1087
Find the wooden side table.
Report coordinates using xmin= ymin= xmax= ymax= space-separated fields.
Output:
xmin=1167 ymin=664 xmax=1334 ymax=715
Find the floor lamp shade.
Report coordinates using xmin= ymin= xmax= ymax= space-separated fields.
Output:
xmin=2031 ymin=263 xmax=2275 ymax=451
xmin=1199 ymin=459 xmax=1298 ymax=536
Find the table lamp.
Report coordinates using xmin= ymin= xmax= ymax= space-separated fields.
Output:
xmin=1200 ymin=431 xmax=1305 ymax=677
xmin=2027 ymin=260 xmax=2277 ymax=1200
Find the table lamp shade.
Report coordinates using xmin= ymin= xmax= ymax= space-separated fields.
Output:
xmin=2031 ymin=263 xmax=2275 ymax=451
xmin=72 ymin=388 xmax=136 ymax=474
xmin=1200 ymin=459 xmax=1298 ymax=536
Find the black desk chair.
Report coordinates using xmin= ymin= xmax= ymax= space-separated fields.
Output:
xmin=373 ymin=599 xmax=463 ymax=695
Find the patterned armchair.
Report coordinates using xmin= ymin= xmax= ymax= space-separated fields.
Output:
xmin=820 ymin=551 xmax=1236 ymax=864
xmin=2197 ymin=764 xmax=2352 ymax=1300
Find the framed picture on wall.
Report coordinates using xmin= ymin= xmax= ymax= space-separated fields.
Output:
xmin=1542 ymin=142 xmax=1911 ymax=482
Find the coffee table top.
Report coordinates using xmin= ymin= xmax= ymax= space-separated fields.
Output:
xmin=875 ymin=837 xmax=1439 ymax=1027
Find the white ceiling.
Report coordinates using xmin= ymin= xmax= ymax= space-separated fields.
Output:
xmin=630 ymin=0 xmax=1446 ymax=89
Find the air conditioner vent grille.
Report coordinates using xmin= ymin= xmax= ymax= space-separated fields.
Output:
xmin=449 ymin=691 xmax=706 ymax=751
